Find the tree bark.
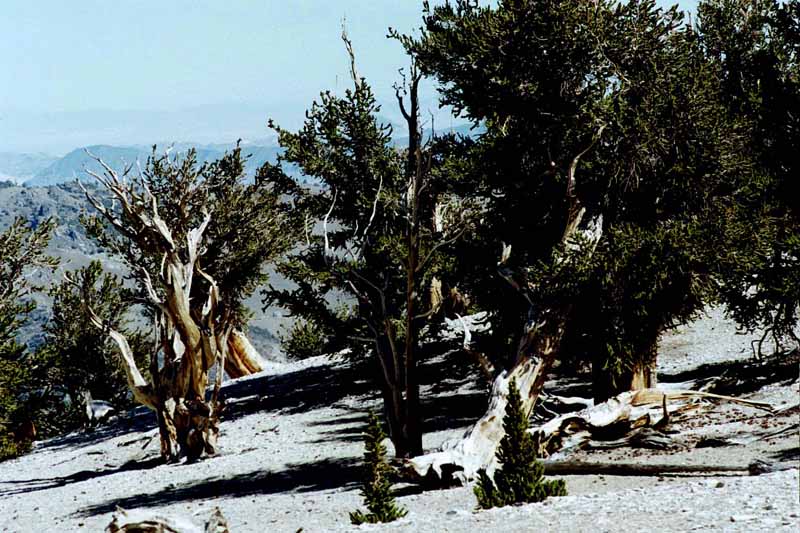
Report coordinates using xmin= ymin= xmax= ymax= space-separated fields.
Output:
xmin=402 ymin=71 xmax=424 ymax=459
xmin=225 ymin=330 xmax=269 ymax=378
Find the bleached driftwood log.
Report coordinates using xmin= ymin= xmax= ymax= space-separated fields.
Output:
xmin=106 ymin=506 xmax=229 ymax=533
xmin=405 ymin=386 xmax=774 ymax=484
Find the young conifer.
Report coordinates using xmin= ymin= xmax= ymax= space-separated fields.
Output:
xmin=474 ymin=378 xmax=566 ymax=509
xmin=350 ymin=411 xmax=408 ymax=525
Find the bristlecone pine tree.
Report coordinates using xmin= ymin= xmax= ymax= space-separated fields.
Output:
xmin=474 ymin=378 xmax=566 ymax=509
xmin=350 ymin=411 xmax=408 ymax=525
xmin=79 ymin=145 xmax=296 ymax=461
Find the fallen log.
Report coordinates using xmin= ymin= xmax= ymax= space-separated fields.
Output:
xmin=405 ymin=387 xmax=776 ymax=485
xmin=106 ymin=506 xmax=229 ymax=533
xmin=629 ymin=388 xmax=774 ymax=413
xmin=541 ymin=459 xmax=794 ymax=477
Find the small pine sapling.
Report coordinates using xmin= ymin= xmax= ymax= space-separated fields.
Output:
xmin=350 ymin=411 xmax=408 ymax=525
xmin=474 ymin=378 xmax=566 ymax=509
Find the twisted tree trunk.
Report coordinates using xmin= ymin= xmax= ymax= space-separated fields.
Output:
xmin=80 ymin=156 xmax=270 ymax=462
xmin=406 ymin=129 xmax=606 ymax=484
xmin=225 ymin=330 xmax=270 ymax=378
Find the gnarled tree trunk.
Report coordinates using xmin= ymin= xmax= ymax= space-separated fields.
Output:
xmin=80 ymin=155 xmax=269 ymax=462
xmin=225 ymin=330 xmax=270 ymax=378
xmin=406 ymin=130 xmax=606 ymax=484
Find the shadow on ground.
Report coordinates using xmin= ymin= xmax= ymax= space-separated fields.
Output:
xmin=0 ymin=456 xmax=164 ymax=497
xmin=221 ymin=357 xmax=376 ymax=423
xmin=73 ymin=457 xmax=361 ymax=518
xmin=33 ymin=408 xmax=157 ymax=454
xmin=659 ymin=349 xmax=799 ymax=395
xmin=300 ymin=389 xmax=488 ymax=445
xmin=33 ymin=356 xmax=375 ymax=454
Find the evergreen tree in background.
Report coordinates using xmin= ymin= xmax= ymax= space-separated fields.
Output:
xmin=31 ymin=260 xmax=152 ymax=436
xmin=0 ymin=217 xmax=56 ymax=460
xmin=699 ymin=0 xmax=800 ymax=354
xmin=475 ymin=379 xmax=566 ymax=509
xmin=350 ymin=411 xmax=408 ymax=525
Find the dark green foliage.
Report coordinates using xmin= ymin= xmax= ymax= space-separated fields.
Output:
xmin=265 ymin=44 xmax=474 ymax=457
xmin=280 ymin=317 xmax=327 ymax=360
xmin=350 ymin=411 xmax=408 ymax=525
xmin=699 ymin=0 xmax=800 ymax=352
xmin=261 ymin=74 xmax=404 ymax=352
xmin=31 ymin=261 xmax=152 ymax=436
xmin=474 ymin=379 xmax=566 ymax=509
xmin=0 ymin=217 xmax=56 ymax=460
xmin=399 ymin=0 xmax=775 ymax=390
xmin=0 ymin=359 xmax=31 ymax=460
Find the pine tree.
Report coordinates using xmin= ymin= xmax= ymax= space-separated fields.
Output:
xmin=474 ymin=378 xmax=566 ymax=509
xmin=350 ymin=411 xmax=408 ymax=525
xmin=0 ymin=217 xmax=56 ymax=460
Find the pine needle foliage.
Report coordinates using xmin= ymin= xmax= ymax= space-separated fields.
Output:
xmin=350 ymin=411 xmax=408 ymax=525
xmin=474 ymin=379 xmax=566 ymax=509
xmin=0 ymin=217 xmax=57 ymax=460
xmin=280 ymin=318 xmax=327 ymax=360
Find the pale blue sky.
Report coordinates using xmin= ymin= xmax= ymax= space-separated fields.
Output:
xmin=1 ymin=1 xmax=697 ymax=153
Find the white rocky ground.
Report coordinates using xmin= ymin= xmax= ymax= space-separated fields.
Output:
xmin=1 ymin=308 xmax=798 ymax=532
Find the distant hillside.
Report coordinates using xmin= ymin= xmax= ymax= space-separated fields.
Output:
xmin=0 ymin=152 xmax=58 ymax=183
xmin=12 ymin=126 xmax=479 ymax=188
xmin=27 ymin=145 xmax=148 ymax=187
xmin=25 ymin=143 xmax=285 ymax=187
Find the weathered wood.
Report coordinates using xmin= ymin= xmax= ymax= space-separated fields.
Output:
xmin=80 ymin=154 xmax=226 ymax=462
xmin=542 ymin=460 xmax=750 ymax=476
xmin=225 ymin=330 xmax=269 ymax=378
xmin=540 ymin=459 xmax=797 ymax=477
xmin=406 ymin=212 xmax=604 ymax=483
xmin=106 ymin=506 xmax=229 ymax=533
xmin=405 ymin=386 xmax=776 ymax=484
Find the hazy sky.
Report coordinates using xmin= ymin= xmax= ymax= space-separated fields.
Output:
xmin=1 ymin=0 xmax=697 ymax=153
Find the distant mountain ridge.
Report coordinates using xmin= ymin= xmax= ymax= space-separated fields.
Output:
xmin=0 ymin=152 xmax=59 ymax=183
xmin=25 ymin=143 xmax=284 ymax=187
xmin=4 ymin=122 xmax=480 ymax=187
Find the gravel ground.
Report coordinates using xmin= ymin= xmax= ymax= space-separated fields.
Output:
xmin=0 ymin=308 xmax=798 ymax=532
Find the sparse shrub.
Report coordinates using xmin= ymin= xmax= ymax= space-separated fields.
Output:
xmin=281 ymin=318 xmax=327 ymax=359
xmin=350 ymin=411 xmax=407 ymax=525
xmin=474 ymin=378 xmax=566 ymax=509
